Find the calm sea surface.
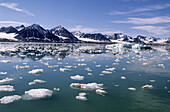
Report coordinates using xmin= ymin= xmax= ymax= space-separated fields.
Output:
xmin=0 ymin=43 xmax=169 ymax=112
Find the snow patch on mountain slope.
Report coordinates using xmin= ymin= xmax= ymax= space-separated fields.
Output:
xmin=0 ymin=33 xmax=18 ymax=41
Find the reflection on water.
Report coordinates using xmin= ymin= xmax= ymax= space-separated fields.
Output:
xmin=0 ymin=42 xmax=169 ymax=112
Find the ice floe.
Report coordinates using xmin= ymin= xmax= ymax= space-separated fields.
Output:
xmin=0 ymin=85 xmax=15 ymax=92
xmin=76 ymin=92 xmax=87 ymax=101
xmin=0 ymin=60 xmax=11 ymax=63
xmin=96 ymin=89 xmax=107 ymax=95
xmin=128 ymin=87 xmax=136 ymax=91
xmin=141 ymin=85 xmax=153 ymax=90
xmin=28 ymin=69 xmax=43 ymax=75
xmin=121 ymin=76 xmax=126 ymax=79
xmin=70 ymin=75 xmax=84 ymax=80
xmin=29 ymin=79 xmax=46 ymax=85
xmin=70 ymin=83 xmax=103 ymax=90
xmin=0 ymin=77 xmax=14 ymax=84
xmin=0 ymin=95 xmax=21 ymax=104
xmin=102 ymin=71 xmax=112 ymax=74
xmin=15 ymin=65 xmax=30 ymax=69
xmin=0 ymin=72 xmax=7 ymax=75
xmin=59 ymin=68 xmax=71 ymax=72
xmin=23 ymin=89 xmax=53 ymax=100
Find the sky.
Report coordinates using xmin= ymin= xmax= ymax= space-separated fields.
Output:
xmin=0 ymin=0 xmax=170 ymax=38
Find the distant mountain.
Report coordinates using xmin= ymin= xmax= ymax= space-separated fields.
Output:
xmin=14 ymin=24 xmax=60 ymax=42
xmin=0 ymin=24 xmax=169 ymax=45
xmin=72 ymin=31 xmax=110 ymax=43
xmin=50 ymin=25 xmax=78 ymax=42
xmin=0 ymin=26 xmax=18 ymax=33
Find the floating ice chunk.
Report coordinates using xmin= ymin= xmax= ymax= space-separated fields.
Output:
xmin=65 ymin=66 xmax=73 ymax=68
xmin=149 ymin=80 xmax=155 ymax=82
xmin=0 ymin=60 xmax=11 ymax=63
xmin=76 ymin=92 xmax=87 ymax=101
xmin=112 ymin=63 xmax=119 ymax=65
xmin=115 ymin=59 xmax=120 ymax=62
xmin=121 ymin=76 xmax=126 ymax=79
xmin=77 ymin=59 xmax=86 ymax=62
xmin=87 ymin=73 xmax=93 ymax=75
xmin=96 ymin=65 xmax=101 ymax=67
xmin=122 ymin=68 xmax=126 ymax=71
xmin=0 ymin=72 xmax=7 ymax=75
xmin=85 ymin=67 xmax=92 ymax=71
xmin=102 ymin=71 xmax=112 ymax=74
xmin=128 ymin=87 xmax=136 ymax=91
xmin=141 ymin=85 xmax=153 ymax=90
xmin=15 ymin=65 xmax=30 ymax=70
xmin=59 ymin=68 xmax=71 ymax=72
xmin=143 ymin=63 xmax=148 ymax=66
xmin=70 ymin=83 xmax=103 ymax=90
xmin=28 ymin=69 xmax=43 ymax=75
xmin=57 ymin=58 xmax=62 ymax=61
xmin=78 ymin=63 xmax=86 ymax=66
xmin=24 ymin=89 xmax=53 ymax=99
xmin=0 ymin=95 xmax=21 ymax=104
xmin=99 ymin=74 xmax=104 ymax=76
xmin=96 ymin=89 xmax=107 ymax=95
xmin=48 ymin=65 xmax=58 ymax=68
xmin=0 ymin=85 xmax=15 ymax=92
xmin=0 ymin=77 xmax=14 ymax=84
xmin=53 ymin=88 xmax=60 ymax=91
xmin=126 ymin=61 xmax=131 ymax=64
xmin=43 ymin=57 xmax=53 ymax=60
xmin=29 ymin=79 xmax=46 ymax=85
xmin=105 ymin=67 xmax=116 ymax=71
xmin=158 ymin=64 xmax=165 ymax=68
xmin=70 ymin=75 xmax=84 ymax=80
xmin=76 ymin=95 xmax=87 ymax=101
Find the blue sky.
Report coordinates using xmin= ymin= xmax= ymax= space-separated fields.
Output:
xmin=0 ymin=0 xmax=170 ymax=38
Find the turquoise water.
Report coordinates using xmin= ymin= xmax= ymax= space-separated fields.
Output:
xmin=0 ymin=43 xmax=169 ymax=112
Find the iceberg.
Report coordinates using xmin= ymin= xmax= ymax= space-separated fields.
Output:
xmin=0 ymin=95 xmax=21 ymax=104
xmin=0 ymin=60 xmax=11 ymax=63
xmin=15 ymin=65 xmax=30 ymax=70
xmin=141 ymin=85 xmax=153 ymax=90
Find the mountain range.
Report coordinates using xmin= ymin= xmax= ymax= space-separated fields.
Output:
xmin=0 ymin=24 xmax=169 ymax=45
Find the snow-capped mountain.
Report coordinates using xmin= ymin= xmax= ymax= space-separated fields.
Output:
xmin=72 ymin=31 xmax=110 ymax=43
xmin=15 ymin=24 xmax=60 ymax=42
xmin=0 ymin=24 xmax=169 ymax=44
xmin=50 ymin=25 xmax=78 ymax=42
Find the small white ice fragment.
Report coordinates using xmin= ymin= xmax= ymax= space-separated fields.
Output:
xmin=0 ymin=60 xmax=11 ymax=63
xmin=76 ymin=92 xmax=87 ymax=101
xmin=70 ymin=83 xmax=103 ymax=90
xmin=0 ymin=72 xmax=7 ymax=75
xmin=96 ymin=89 xmax=107 ymax=95
xmin=102 ymin=71 xmax=112 ymax=74
xmin=121 ymin=76 xmax=126 ymax=79
xmin=141 ymin=85 xmax=153 ymax=89
xmin=128 ymin=87 xmax=136 ymax=91
xmin=70 ymin=75 xmax=84 ymax=80
xmin=29 ymin=79 xmax=46 ymax=85
xmin=28 ymin=69 xmax=43 ymax=75
xmin=59 ymin=68 xmax=71 ymax=72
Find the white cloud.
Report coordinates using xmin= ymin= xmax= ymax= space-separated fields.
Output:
xmin=0 ymin=21 xmax=27 ymax=27
xmin=131 ymin=26 xmax=170 ymax=35
xmin=109 ymin=4 xmax=170 ymax=15
xmin=69 ymin=25 xmax=98 ymax=33
xmin=69 ymin=25 xmax=123 ymax=34
xmin=0 ymin=2 xmax=34 ymax=16
xmin=112 ymin=16 xmax=170 ymax=25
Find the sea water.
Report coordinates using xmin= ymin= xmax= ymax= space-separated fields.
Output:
xmin=0 ymin=43 xmax=169 ymax=112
